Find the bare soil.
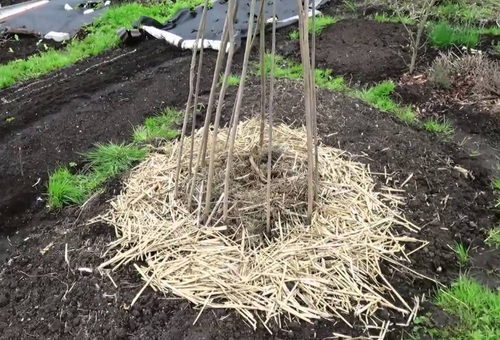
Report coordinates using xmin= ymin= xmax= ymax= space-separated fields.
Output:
xmin=1 ymin=8 xmax=500 ymax=339
xmin=0 ymin=34 xmax=63 ymax=65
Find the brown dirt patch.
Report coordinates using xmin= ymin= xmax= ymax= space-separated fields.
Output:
xmin=0 ymin=34 xmax=63 ymax=65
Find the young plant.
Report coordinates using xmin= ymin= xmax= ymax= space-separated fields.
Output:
xmin=422 ymin=119 xmax=454 ymax=136
xmin=218 ymin=73 xmax=240 ymax=87
xmin=374 ymin=13 xmax=414 ymax=25
xmin=133 ymin=107 xmax=180 ymax=142
xmin=493 ymin=178 xmax=500 ymax=191
xmin=343 ymin=0 xmax=357 ymax=12
xmin=289 ymin=30 xmax=300 ymax=40
xmin=289 ymin=15 xmax=338 ymax=40
xmin=453 ymin=241 xmax=470 ymax=266
xmin=486 ymin=227 xmax=500 ymax=248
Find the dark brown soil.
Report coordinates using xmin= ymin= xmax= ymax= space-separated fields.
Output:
xmin=1 ymin=77 xmax=498 ymax=339
xmin=275 ymin=19 xmax=437 ymax=85
xmin=0 ymin=39 xmax=218 ymax=235
xmin=0 ymin=9 xmax=499 ymax=339
xmin=0 ymin=34 xmax=63 ymax=65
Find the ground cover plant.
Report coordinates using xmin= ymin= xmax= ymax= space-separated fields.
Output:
xmin=0 ymin=0 xmax=204 ymax=88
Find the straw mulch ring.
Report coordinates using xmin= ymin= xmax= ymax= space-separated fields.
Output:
xmin=94 ymin=118 xmax=427 ymax=331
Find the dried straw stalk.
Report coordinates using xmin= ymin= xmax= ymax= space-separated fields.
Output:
xmin=94 ymin=118 xmax=427 ymax=331
xmin=258 ymin=0 xmax=267 ymax=152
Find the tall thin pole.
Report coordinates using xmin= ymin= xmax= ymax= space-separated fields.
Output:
xmin=297 ymin=0 xmax=315 ymax=224
xmin=174 ymin=4 xmax=209 ymax=198
xmin=187 ymin=8 xmax=231 ymax=209
xmin=189 ymin=0 xmax=210 ymax=173
xmin=258 ymin=0 xmax=267 ymax=152
xmin=266 ymin=0 xmax=277 ymax=234
xmin=203 ymin=0 xmax=238 ymax=220
xmin=223 ymin=0 xmax=258 ymax=222
xmin=311 ymin=0 xmax=319 ymax=201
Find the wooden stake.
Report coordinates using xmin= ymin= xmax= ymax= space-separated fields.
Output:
xmin=188 ymin=0 xmax=210 ymax=173
xmin=174 ymin=4 xmax=209 ymax=198
xmin=223 ymin=0 xmax=258 ymax=222
xmin=203 ymin=0 xmax=238 ymax=220
xmin=258 ymin=0 xmax=266 ymax=152
xmin=296 ymin=0 xmax=315 ymax=224
xmin=311 ymin=0 xmax=319 ymax=201
xmin=266 ymin=0 xmax=277 ymax=234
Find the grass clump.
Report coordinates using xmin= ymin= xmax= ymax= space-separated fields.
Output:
xmin=289 ymin=15 xmax=338 ymax=40
xmin=423 ymin=119 xmax=454 ymax=136
xmin=435 ymin=276 xmax=500 ymax=340
xmin=374 ymin=13 xmax=414 ymax=25
xmin=219 ymin=73 xmax=241 ymax=87
xmin=0 ymin=0 xmax=204 ymax=89
xmin=133 ymin=107 xmax=180 ymax=142
xmin=435 ymin=0 xmax=497 ymax=23
xmin=429 ymin=22 xmax=480 ymax=48
xmin=486 ymin=227 xmax=500 ymax=248
xmin=355 ymin=81 xmax=417 ymax=124
xmin=453 ymin=242 xmax=470 ymax=266
xmin=47 ymin=143 xmax=146 ymax=209
xmin=493 ymin=178 xmax=500 ymax=191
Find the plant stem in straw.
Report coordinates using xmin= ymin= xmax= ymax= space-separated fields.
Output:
xmin=223 ymin=0 xmax=258 ymax=222
xmin=297 ymin=0 xmax=315 ymax=224
xmin=174 ymin=4 xmax=209 ymax=198
xmin=187 ymin=8 xmax=231 ymax=209
xmin=203 ymin=0 xmax=238 ymax=220
xmin=188 ymin=0 xmax=210 ymax=174
xmin=258 ymin=0 xmax=266 ymax=153
xmin=266 ymin=0 xmax=277 ymax=234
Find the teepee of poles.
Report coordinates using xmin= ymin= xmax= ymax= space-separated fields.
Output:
xmin=175 ymin=0 xmax=319 ymax=230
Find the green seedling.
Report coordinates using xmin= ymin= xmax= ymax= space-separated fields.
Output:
xmin=6 ymin=117 xmax=15 ymax=123
xmin=453 ymin=241 xmax=470 ymax=266
xmin=422 ymin=119 xmax=454 ymax=136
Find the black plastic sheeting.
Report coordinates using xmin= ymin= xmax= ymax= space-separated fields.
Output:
xmin=0 ymin=0 xmax=106 ymax=37
xmin=124 ymin=0 xmax=331 ymax=48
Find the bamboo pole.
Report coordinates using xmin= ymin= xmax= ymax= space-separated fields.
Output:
xmin=174 ymin=4 xmax=210 ymax=198
xmin=223 ymin=0 xmax=258 ymax=222
xmin=258 ymin=0 xmax=266 ymax=152
xmin=311 ymin=0 xmax=319 ymax=201
xmin=296 ymin=0 xmax=315 ymax=224
xmin=266 ymin=0 xmax=277 ymax=234
xmin=203 ymin=0 xmax=238 ymax=220
xmin=188 ymin=0 xmax=210 ymax=174
xmin=187 ymin=5 xmax=232 ymax=209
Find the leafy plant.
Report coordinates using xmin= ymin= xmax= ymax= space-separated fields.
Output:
xmin=5 ymin=117 xmax=15 ymax=123
xmin=493 ymin=178 xmax=500 ymax=191
xmin=289 ymin=15 xmax=338 ymax=40
xmin=289 ymin=30 xmax=299 ymax=40
xmin=133 ymin=107 xmax=180 ymax=143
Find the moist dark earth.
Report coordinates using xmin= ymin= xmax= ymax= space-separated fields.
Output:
xmin=1 ymin=7 xmax=500 ymax=340
xmin=0 ymin=34 xmax=63 ymax=65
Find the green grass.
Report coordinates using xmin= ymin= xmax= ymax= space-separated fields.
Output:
xmin=429 ymin=22 xmax=480 ymax=48
xmin=0 ymin=0 xmax=204 ymax=89
xmin=422 ymin=119 xmax=454 ymax=137
xmin=374 ymin=13 xmax=414 ymax=25
xmin=133 ymin=107 xmax=180 ymax=143
xmin=343 ymin=0 xmax=357 ymax=12
xmin=219 ymin=73 xmax=241 ymax=87
xmin=289 ymin=15 xmax=339 ymax=40
xmin=435 ymin=0 xmax=496 ymax=23
xmin=486 ymin=227 xmax=500 ymax=248
xmin=493 ymin=178 xmax=500 ymax=191
xmin=354 ymin=81 xmax=417 ymax=124
xmin=453 ymin=242 xmax=470 ymax=266
xmin=47 ymin=143 xmax=146 ymax=208
xmin=257 ymin=54 xmax=346 ymax=92
xmin=435 ymin=276 xmax=500 ymax=340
